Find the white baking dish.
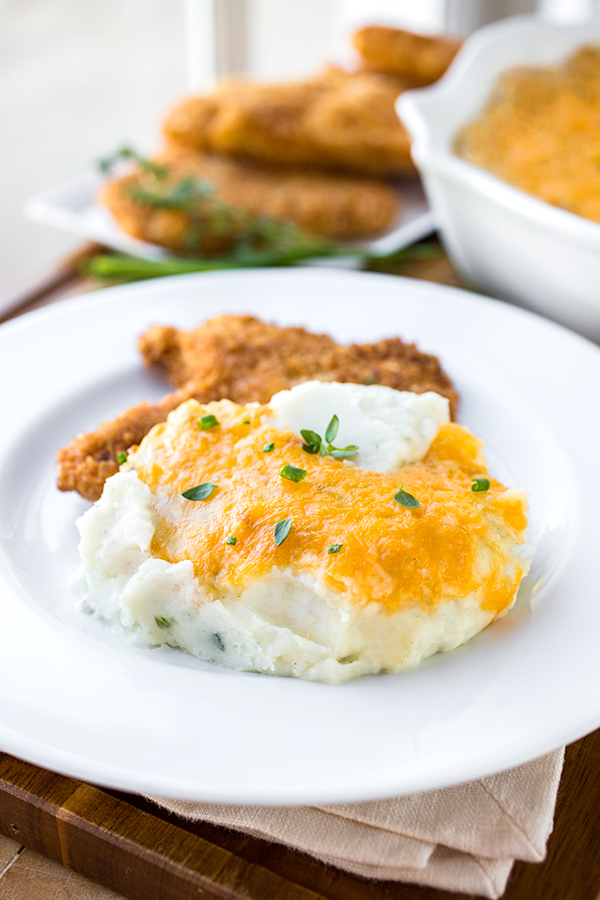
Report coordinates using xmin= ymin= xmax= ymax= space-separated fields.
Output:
xmin=397 ymin=14 xmax=600 ymax=341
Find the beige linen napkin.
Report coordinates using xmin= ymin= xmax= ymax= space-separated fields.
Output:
xmin=148 ymin=748 xmax=563 ymax=899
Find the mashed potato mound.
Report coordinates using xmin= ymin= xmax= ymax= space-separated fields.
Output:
xmin=75 ymin=382 xmax=529 ymax=683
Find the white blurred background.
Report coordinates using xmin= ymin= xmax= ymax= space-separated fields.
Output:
xmin=1 ymin=0 xmax=596 ymax=300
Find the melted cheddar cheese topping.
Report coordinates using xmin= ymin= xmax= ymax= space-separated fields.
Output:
xmin=130 ymin=399 xmax=528 ymax=616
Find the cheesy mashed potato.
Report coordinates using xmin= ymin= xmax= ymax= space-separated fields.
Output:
xmin=455 ymin=45 xmax=600 ymax=224
xmin=75 ymin=382 xmax=529 ymax=683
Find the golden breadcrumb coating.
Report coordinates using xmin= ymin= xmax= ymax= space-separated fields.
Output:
xmin=162 ymin=68 xmax=414 ymax=178
xmin=99 ymin=147 xmax=401 ymax=248
xmin=57 ymin=316 xmax=459 ymax=501
xmin=353 ymin=26 xmax=462 ymax=85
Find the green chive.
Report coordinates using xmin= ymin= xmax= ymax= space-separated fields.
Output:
xmin=328 ymin=544 xmax=343 ymax=554
xmin=471 ymin=477 xmax=491 ymax=492
xmin=226 ymin=536 xmax=237 ymax=545
xmin=154 ymin=615 xmax=173 ymax=629
xmin=212 ymin=632 xmax=225 ymax=652
xmin=280 ymin=464 xmax=307 ymax=483
xmin=198 ymin=414 xmax=219 ymax=430
xmin=394 ymin=485 xmax=420 ymax=508
xmin=274 ymin=517 xmax=293 ymax=546
xmin=116 ymin=451 xmax=128 ymax=465
xmin=182 ymin=482 xmax=217 ymax=501
xmin=325 ymin=414 xmax=339 ymax=444
xmin=263 ymin=442 xmax=275 ymax=452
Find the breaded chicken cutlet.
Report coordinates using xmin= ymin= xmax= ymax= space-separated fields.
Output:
xmin=99 ymin=147 xmax=401 ymax=250
xmin=353 ymin=26 xmax=462 ymax=86
xmin=57 ymin=316 xmax=459 ymax=502
xmin=163 ymin=67 xmax=414 ymax=179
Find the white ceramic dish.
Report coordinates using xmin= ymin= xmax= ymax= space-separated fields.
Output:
xmin=398 ymin=14 xmax=600 ymax=342
xmin=23 ymin=171 xmax=435 ymax=261
xmin=1 ymin=269 xmax=599 ymax=805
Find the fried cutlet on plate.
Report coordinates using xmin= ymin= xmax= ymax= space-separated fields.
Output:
xmin=352 ymin=26 xmax=462 ymax=86
xmin=57 ymin=316 xmax=459 ymax=502
xmin=99 ymin=147 xmax=401 ymax=250
xmin=162 ymin=68 xmax=414 ymax=179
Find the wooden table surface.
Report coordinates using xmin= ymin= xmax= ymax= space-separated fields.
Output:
xmin=1 ymin=245 xmax=599 ymax=900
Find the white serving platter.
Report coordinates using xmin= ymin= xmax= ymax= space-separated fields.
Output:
xmin=24 ymin=171 xmax=435 ymax=261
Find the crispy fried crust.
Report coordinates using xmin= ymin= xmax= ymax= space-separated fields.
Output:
xmin=162 ymin=68 xmax=414 ymax=178
xmin=352 ymin=25 xmax=462 ymax=87
xmin=353 ymin=26 xmax=462 ymax=86
xmin=57 ymin=317 xmax=459 ymax=502
xmin=99 ymin=147 xmax=401 ymax=248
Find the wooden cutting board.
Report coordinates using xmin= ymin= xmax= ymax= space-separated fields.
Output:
xmin=0 ymin=732 xmax=599 ymax=900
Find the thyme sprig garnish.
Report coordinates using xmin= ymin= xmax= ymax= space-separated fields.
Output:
xmin=301 ymin=415 xmax=359 ymax=460
xmin=99 ymin=145 xmax=339 ymax=263
xmin=99 ymin=146 xmax=168 ymax=181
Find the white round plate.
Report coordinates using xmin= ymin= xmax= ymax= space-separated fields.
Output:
xmin=0 ymin=269 xmax=598 ymax=805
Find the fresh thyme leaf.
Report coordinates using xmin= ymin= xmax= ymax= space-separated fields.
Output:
xmin=329 ymin=445 xmax=359 ymax=460
xmin=154 ymin=615 xmax=174 ymax=629
xmin=99 ymin=146 xmax=167 ymax=180
xmin=263 ymin=442 xmax=275 ymax=452
xmin=302 ymin=442 xmax=320 ymax=454
xmin=274 ymin=517 xmax=293 ymax=546
xmin=328 ymin=544 xmax=343 ymax=554
xmin=280 ymin=464 xmax=307 ymax=483
xmin=301 ymin=429 xmax=321 ymax=444
xmin=116 ymin=451 xmax=128 ymax=465
xmin=198 ymin=414 xmax=219 ymax=430
xmin=225 ymin=536 xmax=237 ymax=545
xmin=98 ymin=145 xmax=135 ymax=174
xmin=471 ymin=477 xmax=491 ymax=492
xmin=364 ymin=375 xmax=377 ymax=385
xmin=319 ymin=443 xmax=328 ymax=457
xmin=243 ymin=420 xmax=251 ymax=425
xmin=325 ymin=415 xmax=339 ymax=444
xmin=182 ymin=482 xmax=217 ymax=501
xmin=394 ymin=485 xmax=420 ymax=508
xmin=212 ymin=632 xmax=225 ymax=652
